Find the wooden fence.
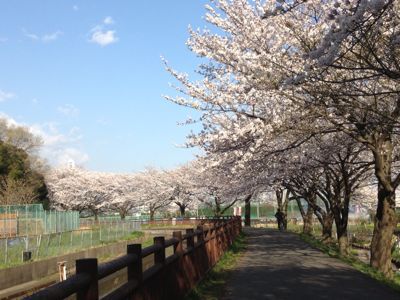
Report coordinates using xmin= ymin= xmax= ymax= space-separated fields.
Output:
xmin=26 ymin=216 xmax=242 ymax=300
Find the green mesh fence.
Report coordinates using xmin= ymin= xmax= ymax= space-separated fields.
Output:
xmin=0 ymin=220 xmax=142 ymax=268
xmin=0 ymin=204 xmax=80 ymax=236
xmin=196 ymin=201 xmax=303 ymax=219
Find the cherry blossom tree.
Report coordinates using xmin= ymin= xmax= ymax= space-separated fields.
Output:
xmin=164 ymin=162 xmax=199 ymax=216
xmin=296 ymin=0 xmax=400 ymax=274
xmin=46 ymin=168 xmax=111 ymax=219
xmin=134 ymin=168 xmax=175 ymax=220
xmin=165 ymin=0 xmax=400 ymax=275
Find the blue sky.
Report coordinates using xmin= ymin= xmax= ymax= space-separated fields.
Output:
xmin=0 ymin=1 xmax=209 ymax=172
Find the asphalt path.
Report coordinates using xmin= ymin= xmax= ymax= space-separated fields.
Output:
xmin=222 ymin=228 xmax=400 ymax=300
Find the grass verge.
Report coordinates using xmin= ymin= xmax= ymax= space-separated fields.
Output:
xmin=299 ymin=233 xmax=400 ymax=292
xmin=185 ymin=233 xmax=246 ymax=300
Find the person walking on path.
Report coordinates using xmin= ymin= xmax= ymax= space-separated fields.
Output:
xmin=274 ymin=209 xmax=284 ymax=230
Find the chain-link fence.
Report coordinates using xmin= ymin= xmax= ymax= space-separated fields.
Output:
xmin=197 ymin=201 xmax=302 ymax=219
xmin=0 ymin=204 xmax=80 ymax=237
xmin=0 ymin=220 xmax=142 ymax=268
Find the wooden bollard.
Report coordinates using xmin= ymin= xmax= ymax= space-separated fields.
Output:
xmin=76 ymin=258 xmax=98 ymax=300
xmin=196 ymin=225 xmax=204 ymax=243
xmin=127 ymin=244 xmax=142 ymax=282
xmin=173 ymin=231 xmax=183 ymax=254
xmin=186 ymin=229 xmax=195 ymax=249
xmin=154 ymin=236 xmax=166 ymax=264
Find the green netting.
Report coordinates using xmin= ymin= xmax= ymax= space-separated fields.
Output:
xmin=0 ymin=204 xmax=43 ymax=214
xmin=0 ymin=204 xmax=80 ymax=236
xmin=196 ymin=201 xmax=303 ymax=219
xmin=0 ymin=220 xmax=142 ymax=268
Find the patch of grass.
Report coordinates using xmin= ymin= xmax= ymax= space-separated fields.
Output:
xmin=124 ymin=231 xmax=145 ymax=240
xmin=185 ymin=233 xmax=246 ymax=300
xmin=299 ymin=233 xmax=400 ymax=292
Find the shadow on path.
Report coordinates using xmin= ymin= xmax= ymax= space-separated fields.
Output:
xmin=222 ymin=228 xmax=400 ymax=300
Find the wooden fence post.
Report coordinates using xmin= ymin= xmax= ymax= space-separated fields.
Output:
xmin=173 ymin=231 xmax=183 ymax=254
xmin=196 ymin=225 xmax=204 ymax=243
xmin=186 ymin=229 xmax=195 ymax=249
xmin=210 ymin=226 xmax=217 ymax=265
xmin=227 ymin=219 xmax=233 ymax=246
xmin=154 ymin=236 xmax=165 ymax=264
xmin=127 ymin=244 xmax=142 ymax=282
xmin=217 ymin=222 xmax=223 ymax=257
xmin=76 ymin=258 xmax=98 ymax=300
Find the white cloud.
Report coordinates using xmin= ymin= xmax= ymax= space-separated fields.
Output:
xmin=0 ymin=113 xmax=89 ymax=167
xmin=90 ymin=29 xmax=118 ymax=46
xmin=73 ymin=5 xmax=79 ymax=11
xmin=22 ymin=28 xmax=63 ymax=42
xmin=89 ymin=17 xmax=118 ymax=47
xmin=29 ymin=123 xmax=88 ymax=166
xmin=30 ymin=123 xmax=83 ymax=147
xmin=57 ymin=104 xmax=80 ymax=117
xmin=32 ymin=98 xmax=39 ymax=105
xmin=55 ymin=147 xmax=89 ymax=166
xmin=0 ymin=37 xmax=8 ymax=43
xmin=42 ymin=31 xmax=63 ymax=42
xmin=103 ymin=16 xmax=114 ymax=25
xmin=0 ymin=89 xmax=15 ymax=102
xmin=96 ymin=118 xmax=110 ymax=126
xmin=22 ymin=28 xmax=39 ymax=40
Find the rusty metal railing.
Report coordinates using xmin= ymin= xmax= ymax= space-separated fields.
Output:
xmin=25 ymin=216 xmax=242 ymax=300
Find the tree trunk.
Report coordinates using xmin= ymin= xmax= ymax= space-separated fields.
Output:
xmin=293 ymin=193 xmax=309 ymax=233
xmin=179 ymin=204 xmax=186 ymax=217
xmin=370 ymin=138 xmax=397 ymax=277
xmin=276 ymin=188 xmax=289 ymax=230
xmin=149 ymin=209 xmax=155 ymax=221
xmin=119 ymin=211 xmax=126 ymax=220
xmin=303 ymin=205 xmax=314 ymax=235
xmin=370 ymin=184 xmax=396 ymax=276
xmin=321 ymin=213 xmax=334 ymax=241
xmin=214 ymin=201 xmax=221 ymax=217
xmin=332 ymin=203 xmax=350 ymax=255
xmin=282 ymin=192 xmax=289 ymax=230
xmin=337 ymin=226 xmax=349 ymax=256
xmin=244 ymin=194 xmax=251 ymax=227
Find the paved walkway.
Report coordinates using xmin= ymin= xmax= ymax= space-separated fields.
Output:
xmin=223 ymin=228 xmax=400 ymax=300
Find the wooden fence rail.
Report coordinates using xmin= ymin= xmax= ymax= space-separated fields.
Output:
xmin=26 ymin=216 xmax=242 ymax=300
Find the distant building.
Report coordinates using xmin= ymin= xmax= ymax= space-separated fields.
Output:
xmin=67 ymin=159 xmax=76 ymax=169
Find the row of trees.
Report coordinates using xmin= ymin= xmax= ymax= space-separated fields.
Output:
xmin=164 ymin=0 xmax=400 ymax=276
xmin=45 ymin=160 xmax=251 ymax=221
xmin=4 ymin=0 xmax=397 ymax=278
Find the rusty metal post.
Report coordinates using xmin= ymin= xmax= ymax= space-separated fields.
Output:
xmin=76 ymin=258 xmax=98 ymax=300
xmin=173 ymin=231 xmax=183 ymax=254
xmin=186 ymin=229 xmax=195 ymax=249
xmin=127 ymin=244 xmax=142 ymax=282
xmin=154 ymin=236 xmax=165 ymax=264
